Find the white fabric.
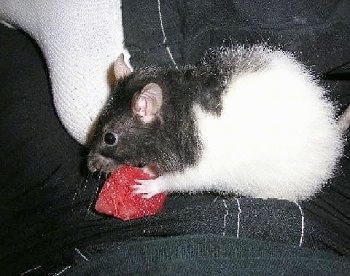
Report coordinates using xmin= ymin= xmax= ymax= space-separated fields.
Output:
xmin=0 ymin=0 xmax=130 ymax=144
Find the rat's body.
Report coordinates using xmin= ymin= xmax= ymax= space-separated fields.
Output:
xmin=88 ymin=45 xmax=345 ymax=201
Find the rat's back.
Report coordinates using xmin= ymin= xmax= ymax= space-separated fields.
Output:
xmin=191 ymin=46 xmax=343 ymax=201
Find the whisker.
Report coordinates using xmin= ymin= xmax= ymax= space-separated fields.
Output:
xmin=87 ymin=185 xmax=101 ymax=213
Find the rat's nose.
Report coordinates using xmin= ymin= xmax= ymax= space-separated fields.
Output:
xmin=104 ymin=132 xmax=118 ymax=145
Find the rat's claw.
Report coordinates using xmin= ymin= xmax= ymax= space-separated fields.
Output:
xmin=133 ymin=179 xmax=161 ymax=199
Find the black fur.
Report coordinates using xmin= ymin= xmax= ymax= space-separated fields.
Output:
xmin=87 ymin=47 xmax=257 ymax=175
xmin=88 ymin=63 xmax=222 ymax=174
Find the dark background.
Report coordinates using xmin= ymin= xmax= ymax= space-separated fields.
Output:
xmin=1 ymin=0 xmax=350 ymax=274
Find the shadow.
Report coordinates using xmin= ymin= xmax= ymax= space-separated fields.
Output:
xmin=322 ymin=61 xmax=350 ymax=81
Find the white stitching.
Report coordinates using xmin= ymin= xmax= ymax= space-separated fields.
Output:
xmin=294 ymin=201 xmax=305 ymax=247
xmin=75 ymin=248 xmax=89 ymax=261
xmin=53 ymin=265 xmax=72 ymax=276
xmin=20 ymin=265 xmax=42 ymax=276
xmin=236 ymin=198 xmax=242 ymax=239
xmin=157 ymin=0 xmax=178 ymax=68
xmin=222 ymin=199 xmax=229 ymax=236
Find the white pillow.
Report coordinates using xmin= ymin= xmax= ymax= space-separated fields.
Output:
xmin=0 ymin=0 xmax=131 ymax=144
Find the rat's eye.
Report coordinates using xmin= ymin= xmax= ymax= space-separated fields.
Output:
xmin=104 ymin=132 xmax=118 ymax=146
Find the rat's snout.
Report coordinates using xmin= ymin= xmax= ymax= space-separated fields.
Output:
xmin=87 ymin=150 xmax=118 ymax=174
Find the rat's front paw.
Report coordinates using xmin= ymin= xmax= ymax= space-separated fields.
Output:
xmin=133 ymin=179 xmax=164 ymax=199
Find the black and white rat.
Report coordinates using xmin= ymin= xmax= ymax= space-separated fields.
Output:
xmin=88 ymin=45 xmax=347 ymax=201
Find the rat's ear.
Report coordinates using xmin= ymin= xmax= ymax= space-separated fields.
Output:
xmin=132 ymin=83 xmax=163 ymax=124
xmin=114 ymin=53 xmax=132 ymax=81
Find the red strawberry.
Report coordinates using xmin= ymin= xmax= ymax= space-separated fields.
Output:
xmin=95 ymin=165 xmax=167 ymax=220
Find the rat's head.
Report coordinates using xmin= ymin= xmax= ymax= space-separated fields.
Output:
xmin=88 ymin=54 xmax=189 ymax=175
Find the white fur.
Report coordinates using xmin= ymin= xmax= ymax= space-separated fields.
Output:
xmin=134 ymin=47 xmax=344 ymax=201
